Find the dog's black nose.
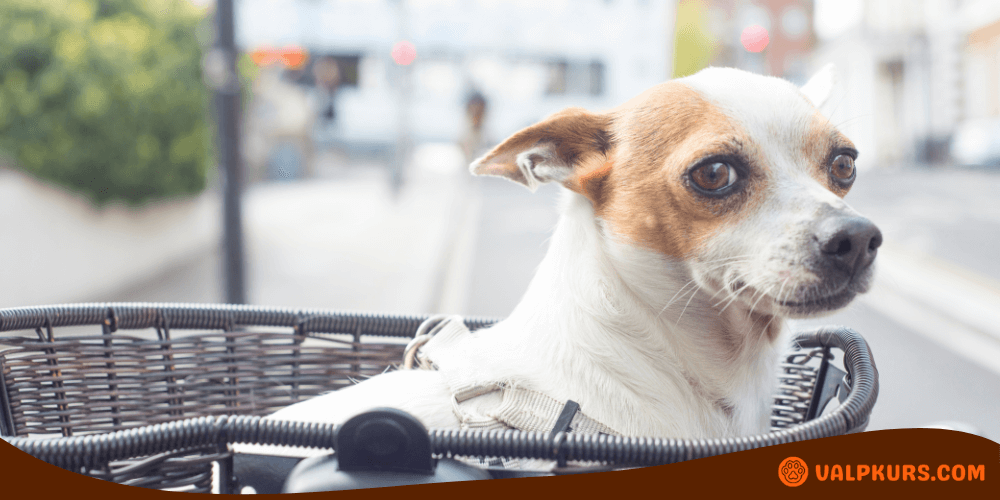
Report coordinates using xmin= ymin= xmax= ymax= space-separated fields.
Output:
xmin=815 ymin=216 xmax=882 ymax=275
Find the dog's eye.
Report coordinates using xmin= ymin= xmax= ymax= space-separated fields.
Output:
xmin=831 ymin=154 xmax=855 ymax=181
xmin=690 ymin=162 xmax=738 ymax=191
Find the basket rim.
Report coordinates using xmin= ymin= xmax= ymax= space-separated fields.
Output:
xmin=0 ymin=302 xmax=879 ymax=466
xmin=0 ymin=302 xmax=497 ymax=336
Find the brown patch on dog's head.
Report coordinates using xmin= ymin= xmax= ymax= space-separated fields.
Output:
xmin=803 ymin=112 xmax=858 ymax=197
xmin=470 ymin=81 xmax=774 ymax=260
xmin=595 ymin=82 xmax=766 ymax=259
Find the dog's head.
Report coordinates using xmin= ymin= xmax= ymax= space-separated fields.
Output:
xmin=471 ymin=66 xmax=880 ymax=319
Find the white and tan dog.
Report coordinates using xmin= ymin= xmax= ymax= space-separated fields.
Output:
xmin=270 ymin=65 xmax=881 ymax=440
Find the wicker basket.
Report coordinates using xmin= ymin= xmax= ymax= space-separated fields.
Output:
xmin=1 ymin=303 xmax=878 ymax=493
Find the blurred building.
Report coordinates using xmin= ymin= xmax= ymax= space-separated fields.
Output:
xmin=810 ymin=0 xmax=979 ymax=169
xmin=963 ymin=1 xmax=1000 ymax=119
xmin=704 ymin=0 xmax=816 ymax=83
xmin=816 ymin=0 xmax=950 ymax=167
xmin=236 ymin=0 xmax=677 ymax=155
xmin=700 ymin=0 xmax=1000 ymax=170
xmin=954 ymin=1 xmax=1000 ymax=165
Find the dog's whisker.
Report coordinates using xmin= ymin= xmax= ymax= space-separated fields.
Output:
xmin=833 ymin=114 xmax=869 ymax=129
xmin=714 ymin=275 xmax=754 ymax=309
xmin=751 ymin=287 xmax=770 ymax=313
xmin=707 ymin=271 xmax=750 ymax=303
xmin=716 ymin=293 xmax=745 ymax=315
xmin=673 ymin=285 xmax=701 ymax=327
xmin=745 ymin=285 xmax=772 ymax=320
xmin=667 ymin=284 xmax=701 ymax=321
xmin=773 ymin=277 xmax=791 ymax=307
xmin=714 ymin=271 xmax=766 ymax=314
xmin=701 ymin=259 xmax=754 ymax=274
xmin=696 ymin=255 xmax=756 ymax=266
xmin=657 ymin=256 xmax=754 ymax=315
xmin=657 ymin=279 xmax=698 ymax=317
xmin=740 ymin=283 xmax=767 ymax=317
xmin=714 ymin=286 xmax=746 ymax=313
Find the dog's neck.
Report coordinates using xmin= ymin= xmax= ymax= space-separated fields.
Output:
xmin=492 ymin=189 xmax=786 ymax=437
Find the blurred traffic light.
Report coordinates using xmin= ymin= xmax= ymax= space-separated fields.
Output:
xmin=741 ymin=25 xmax=769 ymax=53
xmin=391 ymin=40 xmax=416 ymax=66
xmin=249 ymin=45 xmax=309 ymax=69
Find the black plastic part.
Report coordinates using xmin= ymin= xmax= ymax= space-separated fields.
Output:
xmin=234 ymin=454 xmax=304 ymax=494
xmin=805 ymin=347 xmax=832 ymax=421
xmin=217 ymin=452 xmax=234 ymax=494
xmin=793 ymin=326 xmax=879 ymax=433
xmin=336 ymin=408 xmax=435 ymax=474
xmin=550 ymin=400 xmax=580 ymax=438
xmin=284 ymin=455 xmax=492 ymax=492
xmin=809 ymin=361 xmax=849 ymax=422
xmin=550 ymin=401 xmax=580 ymax=468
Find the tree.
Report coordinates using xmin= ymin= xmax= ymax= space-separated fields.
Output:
xmin=673 ymin=0 xmax=717 ymax=79
xmin=0 ymin=0 xmax=211 ymax=205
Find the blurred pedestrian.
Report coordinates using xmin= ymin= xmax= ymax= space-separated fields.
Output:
xmin=460 ymin=90 xmax=488 ymax=167
xmin=313 ymin=56 xmax=342 ymax=144
xmin=245 ymin=66 xmax=315 ymax=182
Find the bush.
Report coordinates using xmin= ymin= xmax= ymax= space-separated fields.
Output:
xmin=0 ymin=0 xmax=211 ymax=205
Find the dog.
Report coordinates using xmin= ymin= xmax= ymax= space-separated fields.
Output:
xmin=267 ymin=65 xmax=881 ymax=441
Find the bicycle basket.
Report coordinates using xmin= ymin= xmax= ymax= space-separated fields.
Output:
xmin=1 ymin=303 xmax=878 ymax=492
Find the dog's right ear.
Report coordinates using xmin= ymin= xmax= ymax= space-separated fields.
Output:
xmin=470 ymin=107 xmax=613 ymax=196
xmin=800 ymin=63 xmax=837 ymax=110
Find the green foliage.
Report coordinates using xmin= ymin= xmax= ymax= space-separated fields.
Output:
xmin=0 ymin=0 xmax=210 ymax=205
xmin=673 ymin=0 xmax=717 ymax=79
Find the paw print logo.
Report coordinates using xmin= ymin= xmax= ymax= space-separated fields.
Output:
xmin=779 ymin=457 xmax=808 ymax=487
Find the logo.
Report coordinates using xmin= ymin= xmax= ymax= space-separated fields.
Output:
xmin=779 ymin=457 xmax=809 ymax=487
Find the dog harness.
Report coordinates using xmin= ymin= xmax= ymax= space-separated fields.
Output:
xmin=403 ymin=316 xmax=622 ymax=439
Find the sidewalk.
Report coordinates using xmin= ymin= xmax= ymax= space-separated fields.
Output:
xmin=97 ymin=149 xmax=474 ymax=315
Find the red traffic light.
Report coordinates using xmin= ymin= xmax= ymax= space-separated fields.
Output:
xmin=391 ymin=40 xmax=416 ymax=66
xmin=741 ymin=25 xmax=769 ymax=53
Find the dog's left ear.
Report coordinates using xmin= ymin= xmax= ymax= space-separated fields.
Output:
xmin=470 ymin=107 xmax=613 ymax=200
xmin=800 ymin=63 xmax=837 ymax=110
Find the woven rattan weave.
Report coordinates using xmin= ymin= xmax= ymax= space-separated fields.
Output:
xmin=0 ymin=303 xmax=878 ymax=493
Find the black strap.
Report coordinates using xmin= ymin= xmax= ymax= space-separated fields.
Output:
xmin=549 ymin=400 xmax=580 ymax=439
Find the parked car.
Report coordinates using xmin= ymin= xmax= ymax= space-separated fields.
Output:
xmin=951 ymin=118 xmax=1000 ymax=167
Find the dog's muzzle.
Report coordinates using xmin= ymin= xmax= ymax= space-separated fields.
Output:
xmin=813 ymin=215 xmax=882 ymax=278
xmin=779 ymin=214 xmax=882 ymax=314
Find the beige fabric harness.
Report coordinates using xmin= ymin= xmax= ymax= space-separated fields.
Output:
xmin=404 ymin=316 xmax=621 ymax=437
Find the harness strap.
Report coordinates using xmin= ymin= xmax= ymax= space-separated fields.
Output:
xmin=408 ymin=316 xmax=621 ymax=438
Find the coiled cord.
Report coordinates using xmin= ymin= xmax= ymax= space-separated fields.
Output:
xmin=4 ymin=416 xmax=339 ymax=471
xmin=6 ymin=409 xmax=853 ymax=471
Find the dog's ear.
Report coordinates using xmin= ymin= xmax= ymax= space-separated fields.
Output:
xmin=470 ymin=107 xmax=613 ymax=199
xmin=800 ymin=63 xmax=837 ymax=110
